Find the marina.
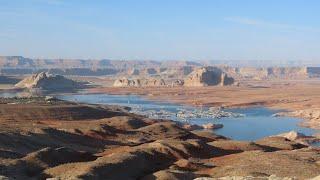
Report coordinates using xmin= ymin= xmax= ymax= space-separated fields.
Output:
xmin=57 ymin=93 xmax=318 ymax=141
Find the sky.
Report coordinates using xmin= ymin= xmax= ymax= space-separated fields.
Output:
xmin=0 ymin=0 xmax=319 ymax=61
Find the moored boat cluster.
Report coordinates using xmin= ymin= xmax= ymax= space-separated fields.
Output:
xmin=129 ymin=105 xmax=244 ymax=121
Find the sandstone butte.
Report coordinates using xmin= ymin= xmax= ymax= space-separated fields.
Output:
xmin=112 ymin=66 xmax=235 ymax=88
xmin=14 ymin=72 xmax=85 ymax=91
xmin=184 ymin=67 xmax=234 ymax=87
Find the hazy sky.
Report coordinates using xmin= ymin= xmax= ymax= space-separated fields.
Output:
xmin=0 ymin=0 xmax=319 ymax=61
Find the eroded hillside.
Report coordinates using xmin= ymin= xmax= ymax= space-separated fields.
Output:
xmin=0 ymin=97 xmax=320 ymax=179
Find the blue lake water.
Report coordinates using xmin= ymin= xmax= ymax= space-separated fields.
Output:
xmin=57 ymin=93 xmax=318 ymax=141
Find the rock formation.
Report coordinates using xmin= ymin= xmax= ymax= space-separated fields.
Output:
xmin=14 ymin=72 xmax=83 ymax=91
xmin=290 ymin=109 xmax=320 ymax=121
xmin=267 ymin=67 xmax=308 ymax=79
xmin=113 ymin=77 xmax=141 ymax=87
xmin=275 ymin=131 xmax=307 ymax=141
xmin=275 ymin=108 xmax=320 ymax=129
xmin=202 ymin=123 xmax=223 ymax=129
xmin=143 ymin=78 xmax=166 ymax=86
xmin=236 ymin=67 xmax=268 ymax=79
xmin=225 ymin=67 xmax=309 ymax=80
xmin=171 ymin=79 xmax=184 ymax=87
xmin=113 ymin=77 xmax=166 ymax=87
xmin=184 ymin=67 xmax=234 ymax=87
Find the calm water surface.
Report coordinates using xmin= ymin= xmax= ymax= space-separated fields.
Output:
xmin=57 ymin=93 xmax=318 ymax=141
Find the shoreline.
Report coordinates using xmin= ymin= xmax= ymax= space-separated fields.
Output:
xmin=58 ymin=89 xmax=320 ymax=137
xmin=54 ymin=92 xmax=320 ymax=146
xmin=2 ymin=84 xmax=319 ymax=131
xmin=84 ymin=85 xmax=320 ymax=130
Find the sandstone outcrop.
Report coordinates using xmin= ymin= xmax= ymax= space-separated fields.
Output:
xmin=113 ymin=77 xmax=141 ymax=87
xmin=267 ymin=67 xmax=308 ymax=78
xmin=202 ymin=123 xmax=223 ymax=129
xmin=225 ymin=67 xmax=309 ymax=80
xmin=144 ymin=78 xmax=166 ymax=86
xmin=275 ymin=109 xmax=320 ymax=129
xmin=274 ymin=131 xmax=307 ymax=141
xmin=171 ymin=79 xmax=184 ymax=87
xmin=184 ymin=67 xmax=234 ymax=87
xmin=290 ymin=109 xmax=320 ymax=122
xmin=181 ymin=124 xmax=203 ymax=131
xmin=274 ymin=131 xmax=319 ymax=145
xmin=14 ymin=72 xmax=83 ymax=91
xmin=113 ymin=77 xmax=166 ymax=87
xmin=235 ymin=67 xmax=269 ymax=79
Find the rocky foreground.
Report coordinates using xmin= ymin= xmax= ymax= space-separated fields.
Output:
xmin=0 ymin=97 xmax=320 ymax=179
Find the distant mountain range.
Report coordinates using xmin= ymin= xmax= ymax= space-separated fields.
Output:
xmin=0 ymin=56 xmax=319 ymax=77
xmin=0 ymin=56 xmax=202 ymax=69
xmin=202 ymin=60 xmax=320 ymax=67
xmin=0 ymin=56 xmax=318 ymax=69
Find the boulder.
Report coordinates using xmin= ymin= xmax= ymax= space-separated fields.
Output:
xmin=182 ymin=123 xmax=203 ymax=131
xmin=273 ymin=131 xmax=319 ymax=145
xmin=202 ymin=123 xmax=223 ymax=130
xmin=184 ymin=67 xmax=234 ymax=87
xmin=274 ymin=131 xmax=307 ymax=141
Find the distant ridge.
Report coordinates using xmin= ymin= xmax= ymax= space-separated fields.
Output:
xmin=0 ymin=56 xmax=319 ymax=78
xmin=0 ymin=56 xmax=202 ymax=69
